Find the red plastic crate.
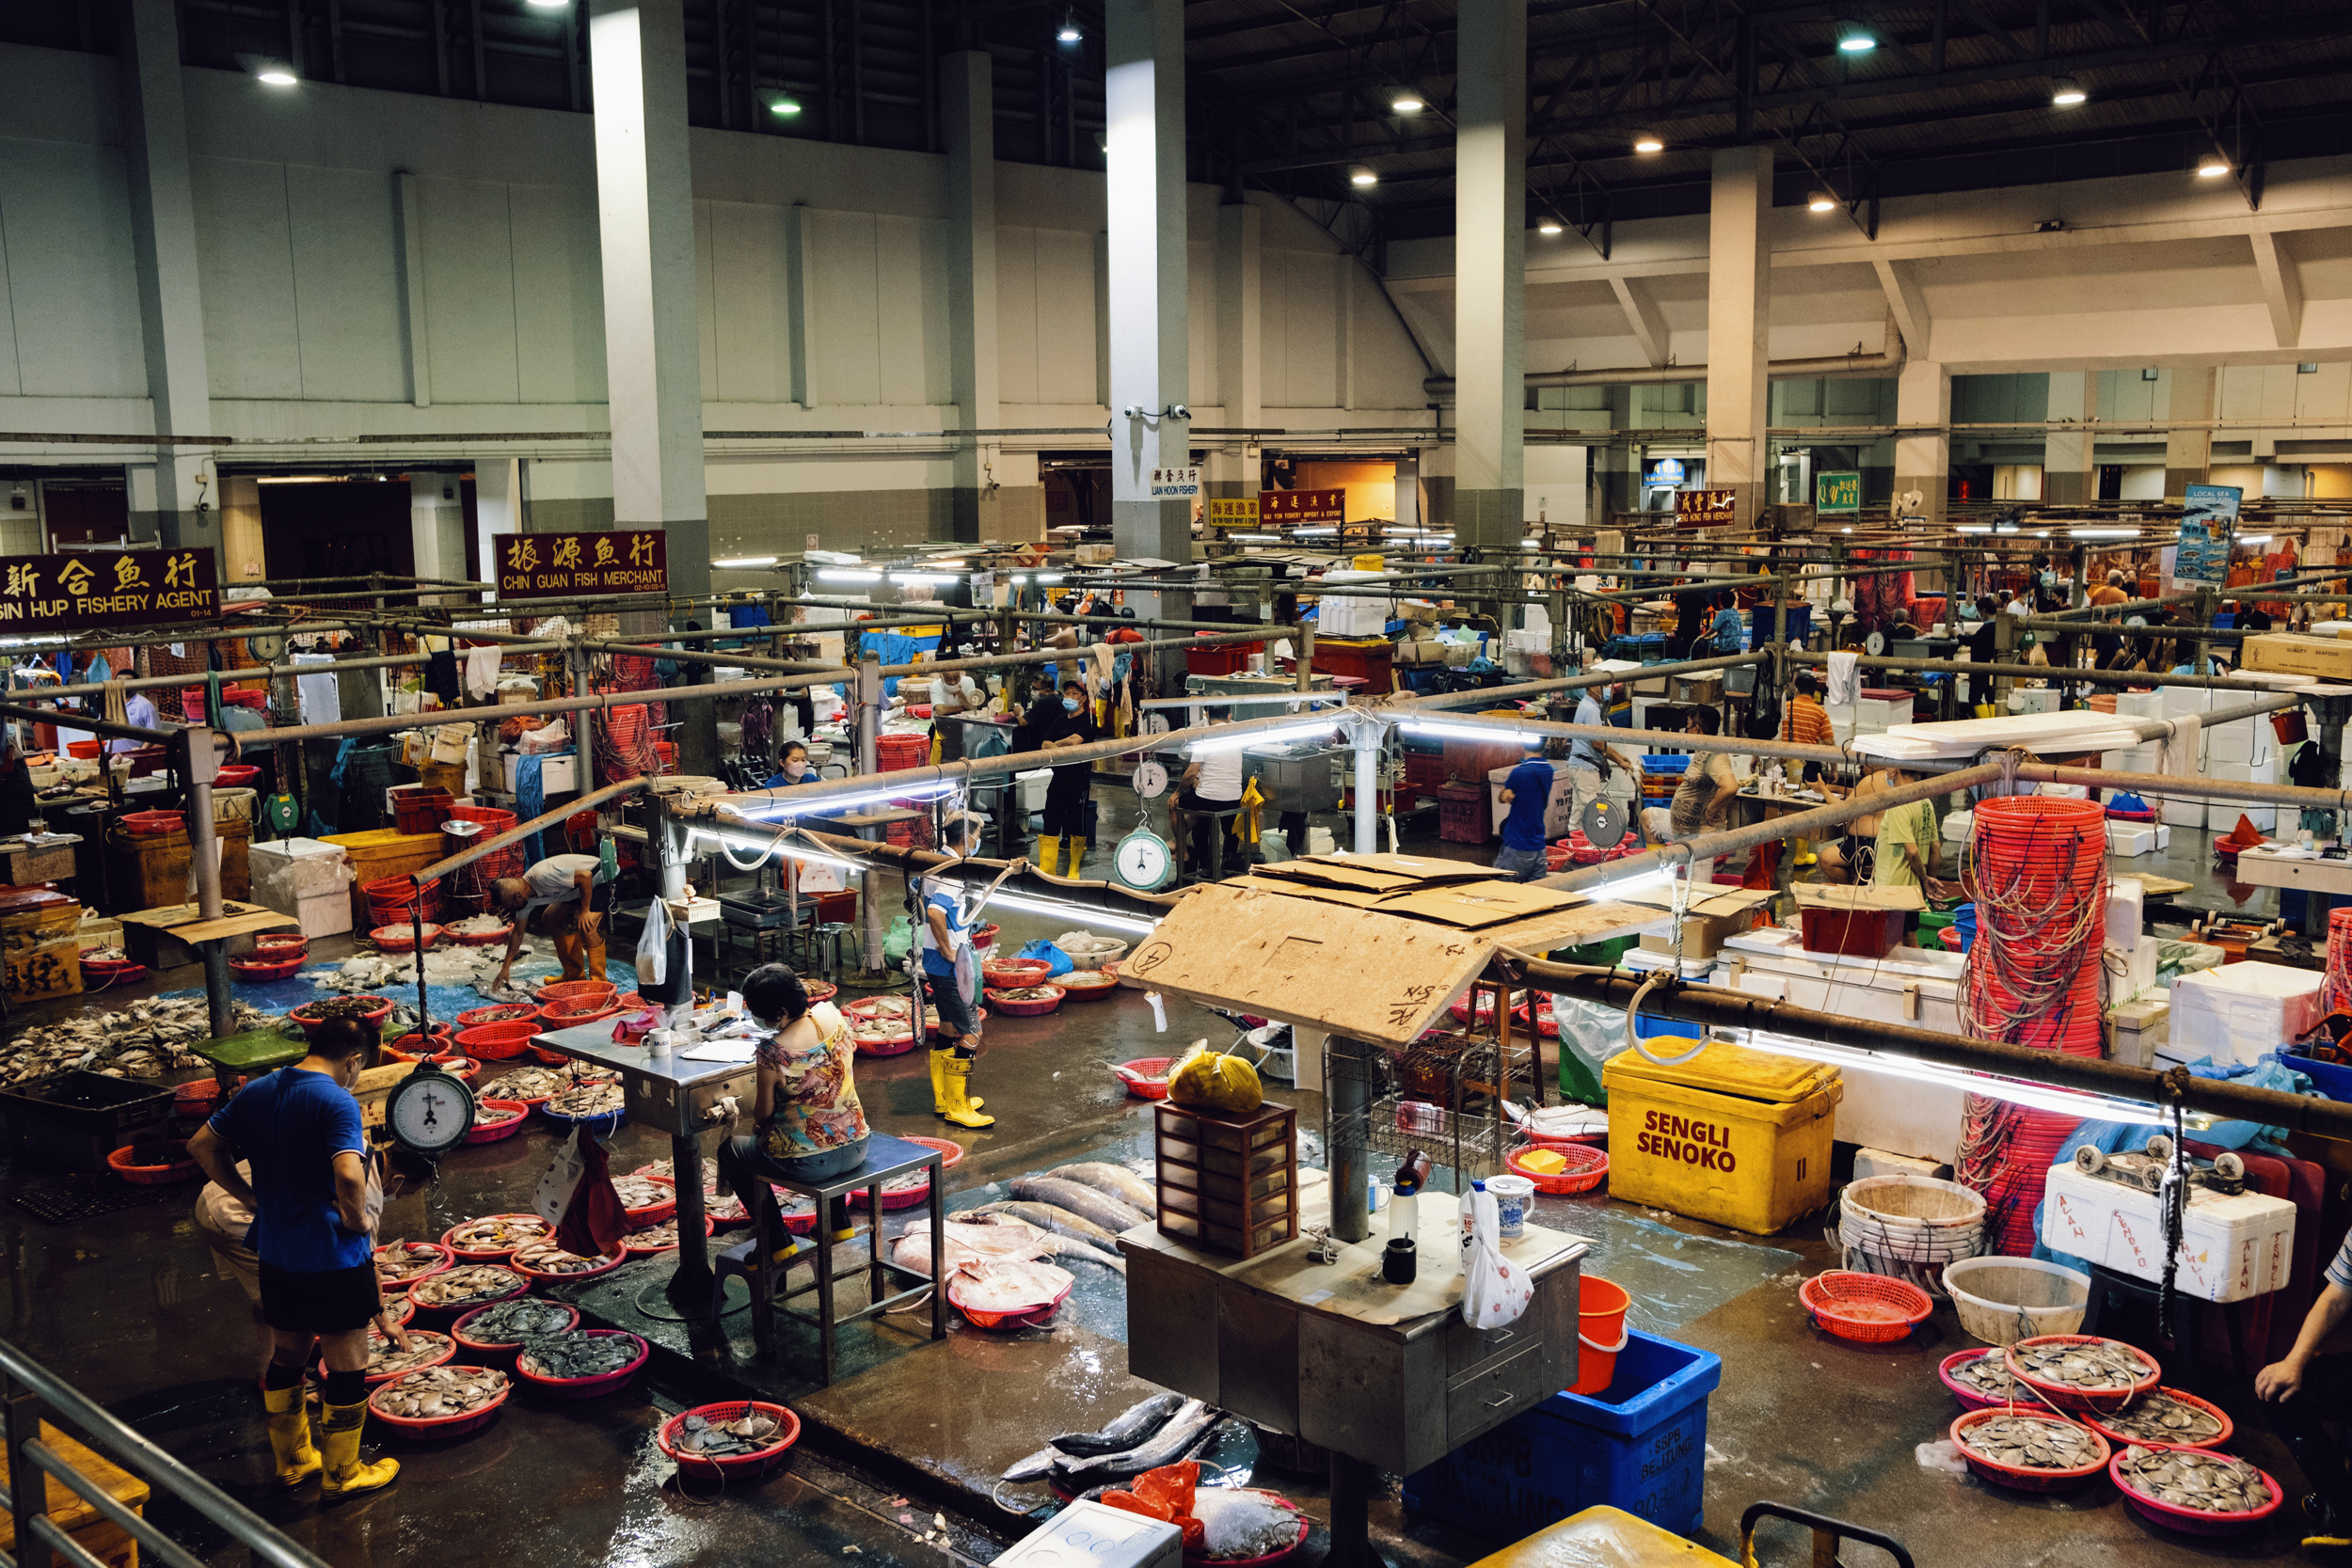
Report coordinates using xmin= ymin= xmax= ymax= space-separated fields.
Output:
xmin=1436 ymin=783 xmax=1489 ymax=844
xmin=1403 ymin=751 xmax=1447 ymax=794
xmin=1798 ymin=907 xmax=1905 ymax=960
xmin=1185 ymin=639 xmax=1264 ymax=676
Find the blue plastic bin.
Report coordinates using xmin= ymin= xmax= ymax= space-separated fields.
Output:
xmin=1745 ymin=604 xmax=1813 ymax=650
xmin=1402 ymin=1328 xmax=1723 ymax=1540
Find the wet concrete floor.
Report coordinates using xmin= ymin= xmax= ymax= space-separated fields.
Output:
xmin=0 ymin=805 xmax=2334 ymax=1568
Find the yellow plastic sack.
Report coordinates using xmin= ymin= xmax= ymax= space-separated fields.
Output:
xmin=1168 ymin=1049 xmax=1265 ymax=1115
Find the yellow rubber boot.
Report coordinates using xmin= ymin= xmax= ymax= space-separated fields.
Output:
xmin=1066 ymin=837 xmax=1089 ymax=875
xmin=938 ymin=1051 xmax=995 ymax=1129
xmin=261 ymin=1383 xmax=321 ymax=1488
xmin=931 ymin=1048 xmax=982 ymax=1117
xmin=318 ymin=1402 xmax=399 ymax=1499
xmin=1036 ymin=835 xmax=1064 ymax=877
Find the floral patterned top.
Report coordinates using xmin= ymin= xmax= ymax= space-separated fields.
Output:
xmin=757 ymin=1002 xmax=868 ymax=1158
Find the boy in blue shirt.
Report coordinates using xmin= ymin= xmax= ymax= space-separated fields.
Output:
xmin=188 ymin=1017 xmax=403 ymax=1498
xmin=1493 ymin=742 xmax=1558 ymax=881
xmin=920 ymin=816 xmax=993 ymax=1128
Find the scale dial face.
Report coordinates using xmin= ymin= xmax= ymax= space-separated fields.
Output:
xmin=1141 ymin=713 xmax=1171 ymax=736
xmin=247 ymin=631 xmax=288 ymax=661
xmin=385 ymin=1062 xmax=476 ymax=1156
xmin=1133 ymin=759 xmax=1169 ymax=800
xmin=1865 ymin=630 xmax=1887 ymax=656
xmin=1114 ymin=829 xmax=1175 ymax=892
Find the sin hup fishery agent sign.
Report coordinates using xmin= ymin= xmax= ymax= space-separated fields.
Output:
xmin=0 ymin=549 xmax=217 ymax=632
xmin=494 ymin=531 xmax=668 ymax=598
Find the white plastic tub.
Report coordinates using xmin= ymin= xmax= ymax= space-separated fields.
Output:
xmin=1941 ymin=1256 xmax=2090 ymax=1346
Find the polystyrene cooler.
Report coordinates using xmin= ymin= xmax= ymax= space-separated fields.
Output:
xmin=2040 ymin=1160 xmax=2298 ymax=1304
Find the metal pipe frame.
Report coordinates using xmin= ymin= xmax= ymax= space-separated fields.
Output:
xmin=1781 ymin=650 xmax=2289 ymax=690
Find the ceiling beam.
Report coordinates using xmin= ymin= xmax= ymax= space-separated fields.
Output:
xmin=2249 ymin=230 xmax=2304 ymax=350
xmin=1872 ymin=259 xmax=1931 ymax=358
xmin=1608 ymin=275 xmax=1670 ymax=366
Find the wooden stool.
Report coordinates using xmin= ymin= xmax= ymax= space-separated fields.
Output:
xmin=746 ymin=1132 xmax=948 ymax=1385
xmin=1190 ymin=807 xmax=1245 ymax=881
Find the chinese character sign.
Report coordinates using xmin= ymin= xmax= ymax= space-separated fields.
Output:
xmin=1259 ymin=488 xmax=1346 ymax=524
xmin=1206 ymin=499 xmax=1261 ymax=529
xmin=1674 ymin=489 xmax=1737 ymax=529
xmin=0 ymin=549 xmax=217 ymax=632
xmin=494 ymin=531 xmax=669 ymax=598
xmin=1815 ymin=471 xmax=1862 ymax=515
xmin=1148 ymin=467 xmax=1202 ymax=500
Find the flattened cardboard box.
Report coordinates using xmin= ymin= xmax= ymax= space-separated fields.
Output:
xmin=1790 ymin=883 xmax=1925 ymax=911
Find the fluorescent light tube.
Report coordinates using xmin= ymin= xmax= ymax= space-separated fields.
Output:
xmin=1184 ymin=720 xmax=1343 ymax=754
xmin=982 ymin=890 xmax=1162 ymax=936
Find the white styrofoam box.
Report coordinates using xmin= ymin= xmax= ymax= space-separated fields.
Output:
xmin=2213 ymin=760 xmax=2276 ymax=832
xmin=1853 ymin=1148 xmax=1951 ymax=1183
xmin=1487 ymin=760 xmax=1578 ymax=840
xmin=2107 ymin=823 xmax=2157 ymax=857
xmin=2169 ymin=961 xmax=2325 ymax=1064
xmin=2106 ymin=935 xmax=2162 ymax=1001
xmin=994 ymin=1499 xmax=1184 ymax=1568
xmin=2010 ymin=689 xmax=2059 ymax=715
xmin=2042 ymin=1160 xmax=2297 ymax=1304
xmin=2210 ymin=720 xmax=2255 ymax=764
xmin=1856 ymin=696 xmax=1908 ymax=732
xmin=2115 ymin=690 xmax=2166 ymax=720
xmin=1826 ymin=702 xmax=1858 ymax=731
xmin=2038 ymin=782 xmax=2090 ymax=799
xmin=2160 ymin=798 xmax=2206 ymax=830
xmin=2106 ymin=880 xmax=2145 ymax=950
xmin=2156 ymin=824 xmax=2172 ymax=849
xmin=1943 ymin=810 xmax=1975 ymax=844
xmin=2160 ymin=684 xmax=2217 ymax=717
xmin=502 ymin=752 xmax=580 ymax=794
xmin=2109 ymin=1001 xmax=2168 ymax=1069
xmin=1015 ymin=768 xmax=1051 ymax=811
xmin=2100 ymin=746 xmax=2161 ymax=774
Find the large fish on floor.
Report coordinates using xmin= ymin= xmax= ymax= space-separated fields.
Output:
xmin=1048 ymin=1392 xmax=1185 ymax=1458
xmin=1053 ymin=1400 xmax=1217 ymax=1484
xmin=1010 ymin=1176 xmax=1150 ymax=1237
xmin=891 ymin=1215 xmax=1125 ymax=1275
xmin=1043 ymin=1162 xmax=1156 ymax=1213
xmin=966 ymin=1201 xmax=1124 ymax=1251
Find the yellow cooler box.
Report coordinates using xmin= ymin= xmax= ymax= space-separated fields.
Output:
xmin=1603 ymin=1040 xmax=1840 ymax=1236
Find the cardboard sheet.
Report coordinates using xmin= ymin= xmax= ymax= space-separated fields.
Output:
xmin=1122 ymin=1169 xmax=1592 ymax=1327
xmin=1790 ymin=883 xmax=1925 ymax=911
xmin=1375 ymin=879 xmax=1578 ymax=928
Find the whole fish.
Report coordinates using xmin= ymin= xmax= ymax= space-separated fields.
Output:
xmin=1044 ymin=1162 xmax=1157 ymax=1213
xmin=1011 ymin=1177 xmax=1150 ymax=1238
xmin=968 ymin=1200 xmax=1122 ymax=1250
xmin=1049 ymin=1392 xmax=1185 ymax=1458
xmin=1055 ymin=1399 xmax=1216 ymax=1483
xmin=892 ymin=1216 xmax=1127 ymax=1276
xmin=1003 ymin=1445 xmax=1060 ymax=1482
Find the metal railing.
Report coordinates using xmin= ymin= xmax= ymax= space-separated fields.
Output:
xmin=0 ymin=1337 xmax=330 ymax=1568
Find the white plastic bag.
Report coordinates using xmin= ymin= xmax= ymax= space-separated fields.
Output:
xmin=1459 ymin=1187 xmax=1534 ymax=1330
xmin=637 ymin=893 xmax=672 ymax=986
xmin=796 ymin=857 xmax=845 ymax=894
xmin=532 ymin=1126 xmax=588 ymax=1228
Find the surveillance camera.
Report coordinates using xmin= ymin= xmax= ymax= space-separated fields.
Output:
xmin=1168 ymin=404 xmax=1190 ymax=420
xmin=1122 ymin=405 xmax=1143 ymax=419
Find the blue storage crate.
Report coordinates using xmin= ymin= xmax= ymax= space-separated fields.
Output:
xmin=2286 ymin=1048 xmax=2352 ymax=1100
xmin=1644 ymin=755 xmax=1692 ymax=775
xmin=1402 ymin=1329 xmax=1722 ymax=1540
xmin=1745 ymin=604 xmax=1812 ymax=649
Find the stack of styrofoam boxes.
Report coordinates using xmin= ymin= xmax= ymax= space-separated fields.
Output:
xmin=2163 ymin=959 xmax=2325 ymax=1069
xmin=2105 ymin=879 xmax=2160 ymax=1002
xmin=1824 ymin=705 xmax=1857 ymax=744
xmin=2009 ymin=688 xmax=2060 ymax=714
xmin=1854 ymin=692 xmax=1911 ymax=736
xmin=2102 ymin=692 xmax=2170 ymax=854
xmin=2042 ymin=1157 xmax=2296 ymax=1305
xmin=1315 ymin=571 xmax=1388 ymax=636
xmin=1941 ymin=809 xmax=1974 ymax=847
xmin=2208 ymin=707 xmax=2277 ymax=832
xmin=2155 ymin=686 xmax=2216 ymax=832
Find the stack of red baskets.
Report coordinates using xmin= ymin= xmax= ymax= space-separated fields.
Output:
xmin=364 ymin=875 xmax=444 ymax=927
xmin=1960 ymin=796 xmax=2111 ymax=1255
xmin=2326 ymin=906 xmax=2352 ymax=1017
xmin=876 ymin=734 xmax=930 ymax=772
xmin=445 ymin=803 xmax=521 ymax=913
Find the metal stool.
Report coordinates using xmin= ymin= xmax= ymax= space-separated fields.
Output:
xmin=748 ymin=1132 xmax=948 ymax=1385
xmin=1191 ymin=807 xmax=1246 ymax=881
xmin=813 ymin=922 xmax=856 ymax=981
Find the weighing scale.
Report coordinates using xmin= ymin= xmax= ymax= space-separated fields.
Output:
xmin=246 ymin=630 xmax=302 ymax=833
xmin=1114 ymin=758 xmax=1178 ymax=892
xmin=383 ymin=1059 xmax=476 ymax=1157
xmin=1581 ymin=798 xmax=1629 ymax=850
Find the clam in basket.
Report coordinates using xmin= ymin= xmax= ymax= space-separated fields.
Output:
xmin=2003 ymin=1335 xmax=2161 ymax=1415
xmin=2109 ymin=1445 xmax=2282 ymax=1536
xmin=1948 ymin=1408 xmax=2110 ymax=1493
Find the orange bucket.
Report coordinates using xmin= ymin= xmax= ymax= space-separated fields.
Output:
xmin=1570 ymin=1275 xmax=1631 ymax=1395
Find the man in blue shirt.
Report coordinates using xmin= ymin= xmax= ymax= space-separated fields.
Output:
xmin=1493 ymin=743 xmax=1558 ymax=880
xmin=1709 ymin=592 xmax=1746 ymax=654
xmin=919 ymin=816 xmax=993 ymax=1128
xmin=2258 ymin=1227 xmax=2352 ymax=1546
xmin=189 ymin=1017 xmax=403 ymax=1498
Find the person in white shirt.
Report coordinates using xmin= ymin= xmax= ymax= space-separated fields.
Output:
xmin=929 ymin=671 xmax=983 ymax=762
xmin=490 ymin=852 xmax=610 ymax=987
xmin=1171 ymin=707 xmax=1248 ymax=880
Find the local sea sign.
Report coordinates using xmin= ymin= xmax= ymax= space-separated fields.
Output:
xmin=494 ymin=531 xmax=669 ymax=598
xmin=1674 ymin=489 xmax=1738 ymax=528
xmin=0 ymin=548 xmax=217 ymax=633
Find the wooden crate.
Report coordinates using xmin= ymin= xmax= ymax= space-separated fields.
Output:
xmin=0 ymin=1421 xmax=151 ymax=1568
xmin=1153 ymin=1100 xmax=1299 ymax=1259
xmin=107 ymin=825 xmax=191 ymax=912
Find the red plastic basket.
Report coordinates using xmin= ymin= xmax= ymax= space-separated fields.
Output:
xmin=1504 ymin=1142 xmax=1608 ymax=1195
xmin=448 ymin=921 xmax=515 ymax=948
xmin=80 ymin=955 xmax=148 ymax=985
xmin=849 ymin=1135 xmax=963 ymax=1210
xmin=852 ymin=1028 xmax=918 ymax=1058
xmin=982 ymin=959 xmax=1054 ymax=988
xmin=215 ymin=763 xmax=261 ymax=788
xmin=1949 ymin=1408 xmax=2109 ymax=1492
xmin=450 ymin=1301 xmax=580 ymax=1357
xmin=1938 ymin=1349 xmax=2018 ymax=1413
xmin=355 ymin=1327 xmax=456 ymax=1387
xmin=371 ymin=923 xmax=443 ymax=953
xmin=657 ymin=1401 xmax=802 ymax=1479
xmin=227 ymin=954 xmax=304 ymax=981
xmin=984 ymin=984 xmax=1065 ymax=1017
xmin=948 ymin=1274 xmax=1073 ymax=1330
xmin=2004 ymin=1335 xmax=2161 ymax=1413
xmin=393 ymin=790 xmax=455 ymax=835
xmin=439 ymin=1215 xmax=551 ymax=1261
xmin=251 ymin=932 xmax=310 ymax=954
xmin=405 ymin=1267 xmax=529 ymax=1324
xmin=1056 ymin=970 xmax=1119 ymax=1002
xmin=539 ymin=1000 xmax=623 ymax=1030
xmin=513 ymin=1329 xmax=647 ymax=1398
xmin=285 ymin=996 xmax=394 ymax=1038
xmin=2109 ymin=1448 xmax=2281 ymax=1535
xmin=462 ymin=1100 xmax=531 ymax=1144
xmin=535 ymin=980 xmax=617 ymax=1006
xmin=373 ymin=1241 xmax=455 ymax=1292
xmin=1799 ymin=1271 xmax=1934 ymax=1343
xmin=456 ymin=1004 xmax=538 ymax=1029
xmin=2078 ymin=1387 xmax=2234 ymax=1452
xmin=105 ymin=1140 xmax=199 ymax=1185
xmin=119 ymin=810 xmax=183 ymax=837
xmin=1114 ymin=1057 xmax=1175 ymax=1100
xmin=457 ymin=1022 xmax=539 ymax=1060
xmin=368 ymin=1370 xmax=510 ymax=1438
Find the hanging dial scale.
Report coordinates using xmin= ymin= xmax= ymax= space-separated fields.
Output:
xmin=384 ymin=1057 xmax=476 ymax=1158
xmin=1115 ymin=757 xmax=1178 ymax=892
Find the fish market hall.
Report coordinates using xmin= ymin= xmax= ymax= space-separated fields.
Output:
xmin=16 ymin=11 xmax=2352 ymax=1568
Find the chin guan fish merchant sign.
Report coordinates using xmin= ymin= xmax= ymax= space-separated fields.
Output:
xmin=0 ymin=549 xmax=218 ymax=632
xmin=495 ymin=531 xmax=669 ymax=598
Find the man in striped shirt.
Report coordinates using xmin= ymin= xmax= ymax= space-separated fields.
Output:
xmin=1780 ymin=672 xmax=1836 ymax=750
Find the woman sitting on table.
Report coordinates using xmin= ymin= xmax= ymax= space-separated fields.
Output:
xmin=717 ymin=963 xmax=868 ymax=1255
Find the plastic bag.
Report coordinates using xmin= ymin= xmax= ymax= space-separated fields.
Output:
xmin=637 ymin=894 xmax=672 ymax=986
xmin=1016 ymin=939 xmax=1073 ymax=977
xmin=884 ymin=914 xmax=917 ymax=967
xmin=1459 ymin=1187 xmax=1534 ymax=1329
xmin=1169 ymin=1049 xmax=1264 ymax=1115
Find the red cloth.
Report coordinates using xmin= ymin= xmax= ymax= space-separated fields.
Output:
xmin=553 ymin=1132 xmax=628 ymax=1260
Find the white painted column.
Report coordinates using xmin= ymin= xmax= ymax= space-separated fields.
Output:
xmin=1453 ymin=0 xmax=1526 ymax=549
xmin=119 ymin=0 xmax=214 ymax=551
xmin=589 ymin=0 xmax=709 ymax=604
xmin=474 ymin=458 xmax=522 ymax=601
xmin=1105 ymin=0 xmax=1193 ymax=579
xmin=1893 ymin=362 xmax=1949 ymax=527
xmin=943 ymin=51 xmax=1000 ymax=545
xmin=1393 ymin=453 xmax=1421 ymax=531
xmin=1706 ymin=147 xmax=1772 ymax=530
xmin=2042 ymin=371 xmax=2094 ymax=506
xmin=410 ymin=472 xmax=468 ymax=602
xmin=2166 ymin=368 xmax=2216 ymax=499
xmin=1216 ymin=203 xmax=1262 ymax=435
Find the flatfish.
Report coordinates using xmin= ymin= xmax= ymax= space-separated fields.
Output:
xmin=2009 ymin=1338 xmax=2153 ymax=1392
xmin=2115 ymin=1445 xmax=2269 ymax=1513
xmin=517 ymin=1332 xmax=639 ymax=1380
xmin=445 ymin=1214 xmax=550 ymax=1254
xmin=610 ymin=1175 xmax=671 ymax=1211
xmin=1955 ymin=1415 xmax=2098 ymax=1471
xmin=411 ymin=1265 xmax=523 ymax=1310
xmin=512 ymin=1240 xmax=615 ymax=1275
xmin=373 ymin=1365 xmax=505 ymax=1418
xmin=363 ymin=1329 xmax=452 ymax=1379
xmin=373 ymin=1242 xmax=447 ymax=1285
xmin=623 ymin=1218 xmax=685 ymax=1252
xmin=548 ymin=1080 xmax=624 ymax=1117
xmin=2097 ymin=1391 xmax=2226 ymax=1447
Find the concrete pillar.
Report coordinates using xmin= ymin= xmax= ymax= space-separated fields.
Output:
xmin=119 ymin=0 xmax=215 ymax=553
xmin=1893 ymin=362 xmax=1949 ymax=526
xmin=1705 ymin=147 xmax=1772 ymax=531
xmin=589 ymin=0 xmax=709 ymax=606
xmin=1216 ymin=203 xmax=1262 ymax=431
xmin=474 ymin=458 xmax=522 ymax=601
xmin=2043 ymin=370 xmax=2095 ymax=506
xmin=1453 ymin=0 xmax=1526 ymax=550
xmin=1105 ymin=0 xmax=1193 ymax=636
xmin=1393 ymin=453 xmax=1421 ymax=531
xmin=2165 ymin=368 xmax=2216 ymax=499
xmin=410 ymin=472 xmax=468 ymax=602
xmin=218 ymin=476 xmax=264 ymax=583
xmin=942 ymin=52 xmax=1000 ymax=546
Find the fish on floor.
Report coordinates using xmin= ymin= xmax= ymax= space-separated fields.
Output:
xmin=892 ymin=1215 xmax=1126 ymax=1275
xmin=965 ymin=1200 xmax=1121 ymax=1251
xmin=1042 ymin=1162 xmax=1156 ymax=1213
xmin=1048 ymin=1392 xmax=1185 ymax=1458
xmin=1010 ymin=1176 xmax=1150 ymax=1238
xmin=1054 ymin=1400 xmax=1217 ymax=1484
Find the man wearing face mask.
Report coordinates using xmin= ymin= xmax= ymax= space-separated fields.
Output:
xmin=1021 ymin=678 xmax=1099 ymax=875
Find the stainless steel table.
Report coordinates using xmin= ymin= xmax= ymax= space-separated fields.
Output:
xmin=531 ymin=1019 xmax=758 ymax=1316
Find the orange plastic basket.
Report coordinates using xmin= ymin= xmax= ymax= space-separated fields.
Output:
xmin=1799 ymin=1270 xmax=1933 ymax=1343
xmin=1504 ymin=1141 xmax=1609 ymax=1195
